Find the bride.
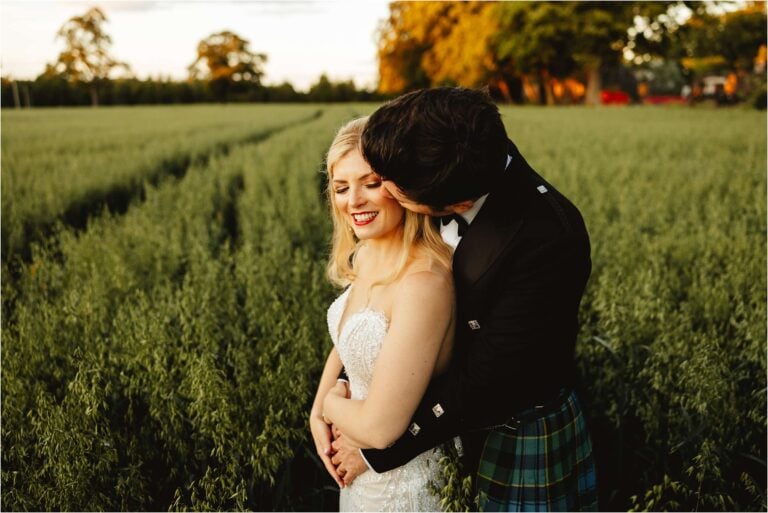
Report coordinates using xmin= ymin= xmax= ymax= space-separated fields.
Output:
xmin=309 ymin=117 xmax=456 ymax=512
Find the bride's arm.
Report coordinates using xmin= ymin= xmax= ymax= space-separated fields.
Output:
xmin=323 ymin=271 xmax=453 ymax=450
xmin=309 ymin=348 xmax=345 ymax=486
xmin=311 ymin=347 xmax=344 ymax=425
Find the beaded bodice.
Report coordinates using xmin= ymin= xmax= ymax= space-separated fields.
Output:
xmin=326 ymin=286 xmax=445 ymax=512
xmin=327 ymin=286 xmax=390 ymax=401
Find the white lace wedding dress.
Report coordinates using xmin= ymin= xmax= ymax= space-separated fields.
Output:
xmin=327 ymin=286 xmax=446 ymax=512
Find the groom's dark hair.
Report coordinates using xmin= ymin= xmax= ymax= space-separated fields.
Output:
xmin=361 ymin=87 xmax=509 ymax=209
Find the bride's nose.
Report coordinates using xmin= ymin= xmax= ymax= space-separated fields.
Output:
xmin=350 ymin=186 xmax=367 ymax=208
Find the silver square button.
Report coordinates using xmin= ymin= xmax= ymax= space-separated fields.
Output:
xmin=468 ymin=320 xmax=481 ymax=330
xmin=408 ymin=422 xmax=421 ymax=436
xmin=432 ymin=403 xmax=445 ymax=417
xmin=537 ymin=185 xmax=548 ymax=194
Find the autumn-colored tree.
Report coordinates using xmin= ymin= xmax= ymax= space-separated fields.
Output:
xmin=44 ymin=7 xmax=130 ymax=106
xmin=376 ymin=2 xmax=520 ymax=100
xmin=376 ymin=2 xmax=433 ymax=94
xmin=188 ymin=31 xmax=266 ymax=101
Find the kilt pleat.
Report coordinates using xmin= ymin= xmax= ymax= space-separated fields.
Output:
xmin=476 ymin=390 xmax=598 ymax=512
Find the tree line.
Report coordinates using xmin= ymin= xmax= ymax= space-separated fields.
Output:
xmin=1 ymin=7 xmax=384 ymax=107
xmin=1 ymin=74 xmax=383 ymax=108
xmin=2 ymin=2 xmax=765 ymax=108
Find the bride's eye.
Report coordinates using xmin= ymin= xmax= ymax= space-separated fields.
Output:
xmin=365 ymin=182 xmax=382 ymax=189
xmin=334 ymin=186 xmax=348 ymax=194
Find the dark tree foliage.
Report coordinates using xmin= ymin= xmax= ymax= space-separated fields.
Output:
xmin=0 ymin=76 xmax=386 ymax=107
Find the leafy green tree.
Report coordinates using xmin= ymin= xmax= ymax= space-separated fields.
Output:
xmin=264 ymin=81 xmax=301 ymax=102
xmin=43 ymin=7 xmax=130 ymax=106
xmin=307 ymin=74 xmax=359 ymax=102
xmin=307 ymin=73 xmax=334 ymax=101
xmin=494 ymin=2 xmax=578 ymax=105
xmin=496 ymin=2 xmax=677 ymax=105
xmin=672 ymin=2 xmax=767 ymax=73
xmin=188 ymin=31 xmax=267 ymax=101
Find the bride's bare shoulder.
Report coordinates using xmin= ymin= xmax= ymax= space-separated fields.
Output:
xmin=407 ymin=250 xmax=452 ymax=279
xmin=396 ymin=258 xmax=453 ymax=299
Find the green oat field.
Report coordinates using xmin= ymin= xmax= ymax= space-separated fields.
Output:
xmin=1 ymin=104 xmax=765 ymax=511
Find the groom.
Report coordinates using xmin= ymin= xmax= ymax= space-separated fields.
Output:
xmin=331 ymin=87 xmax=597 ymax=511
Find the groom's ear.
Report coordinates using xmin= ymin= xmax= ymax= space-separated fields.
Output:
xmin=447 ymin=200 xmax=475 ymax=214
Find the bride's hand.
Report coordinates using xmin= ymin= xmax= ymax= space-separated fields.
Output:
xmin=309 ymin=413 xmax=345 ymax=488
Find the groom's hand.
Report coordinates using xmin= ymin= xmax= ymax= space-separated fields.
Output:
xmin=331 ymin=434 xmax=368 ymax=485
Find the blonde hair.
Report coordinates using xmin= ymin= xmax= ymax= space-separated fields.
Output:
xmin=325 ymin=117 xmax=451 ymax=290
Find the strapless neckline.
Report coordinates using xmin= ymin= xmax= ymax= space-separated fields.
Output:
xmin=334 ymin=286 xmax=389 ymax=343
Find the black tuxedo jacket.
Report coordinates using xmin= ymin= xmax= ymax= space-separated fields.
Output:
xmin=361 ymin=140 xmax=591 ymax=474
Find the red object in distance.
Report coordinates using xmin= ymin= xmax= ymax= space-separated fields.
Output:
xmin=600 ymin=90 xmax=630 ymax=105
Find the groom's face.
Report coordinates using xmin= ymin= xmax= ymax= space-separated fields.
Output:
xmin=381 ymin=180 xmax=455 ymax=216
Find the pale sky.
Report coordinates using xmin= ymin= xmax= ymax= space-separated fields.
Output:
xmin=0 ymin=0 xmax=391 ymax=91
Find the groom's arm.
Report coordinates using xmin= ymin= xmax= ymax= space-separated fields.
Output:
xmin=361 ymin=231 xmax=591 ymax=472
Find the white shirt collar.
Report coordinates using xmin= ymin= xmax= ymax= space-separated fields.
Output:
xmin=458 ymin=193 xmax=488 ymax=225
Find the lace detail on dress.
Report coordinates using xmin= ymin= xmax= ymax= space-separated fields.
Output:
xmin=326 ymin=287 xmax=446 ymax=512
xmin=327 ymin=287 xmax=389 ymax=401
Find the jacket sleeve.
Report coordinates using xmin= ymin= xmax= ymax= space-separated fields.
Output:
xmin=361 ymin=232 xmax=590 ymax=472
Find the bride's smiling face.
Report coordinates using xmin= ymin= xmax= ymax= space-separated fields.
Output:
xmin=332 ymin=150 xmax=405 ymax=241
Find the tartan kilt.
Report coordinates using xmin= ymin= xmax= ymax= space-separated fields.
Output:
xmin=476 ymin=389 xmax=598 ymax=512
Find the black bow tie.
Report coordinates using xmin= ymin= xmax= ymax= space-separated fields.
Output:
xmin=440 ymin=213 xmax=469 ymax=237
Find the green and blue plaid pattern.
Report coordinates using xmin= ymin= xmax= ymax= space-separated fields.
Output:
xmin=476 ymin=390 xmax=598 ymax=512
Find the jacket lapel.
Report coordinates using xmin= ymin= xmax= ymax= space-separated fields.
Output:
xmin=452 ymin=143 xmax=527 ymax=288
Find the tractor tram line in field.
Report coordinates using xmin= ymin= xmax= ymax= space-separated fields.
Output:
xmin=3 ymin=108 xmax=326 ymax=273
xmin=2 ymin=107 xmax=328 ymax=336
xmin=4 ymin=107 xmax=329 ymax=331
xmin=60 ymin=108 xmax=324 ymax=242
